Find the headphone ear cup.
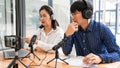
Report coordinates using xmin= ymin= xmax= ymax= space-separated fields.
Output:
xmin=51 ymin=15 xmax=55 ymax=20
xmin=82 ymin=8 xmax=93 ymax=19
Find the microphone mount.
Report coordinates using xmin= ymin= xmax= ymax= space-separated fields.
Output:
xmin=21 ymin=35 xmax=40 ymax=66
xmin=47 ymin=38 xmax=69 ymax=68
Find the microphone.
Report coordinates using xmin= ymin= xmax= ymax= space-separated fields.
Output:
xmin=29 ymin=35 xmax=37 ymax=47
xmin=39 ymin=25 xmax=44 ymax=29
xmin=52 ymin=38 xmax=68 ymax=50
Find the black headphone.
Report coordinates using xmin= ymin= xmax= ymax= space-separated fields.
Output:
xmin=82 ymin=0 xmax=93 ymax=19
xmin=49 ymin=6 xmax=55 ymax=20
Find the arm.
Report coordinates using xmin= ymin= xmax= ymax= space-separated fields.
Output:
xmin=62 ymin=34 xmax=74 ymax=55
xmin=62 ymin=22 xmax=78 ymax=55
xmin=99 ymin=26 xmax=120 ymax=63
xmin=37 ymin=27 xmax=64 ymax=52
xmin=83 ymin=25 xmax=120 ymax=65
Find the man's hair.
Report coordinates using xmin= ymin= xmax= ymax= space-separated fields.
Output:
xmin=70 ymin=0 xmax=93 ymax=19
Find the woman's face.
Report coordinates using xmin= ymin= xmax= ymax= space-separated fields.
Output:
xmin=39 ymin=9 xmax=51 ymax=27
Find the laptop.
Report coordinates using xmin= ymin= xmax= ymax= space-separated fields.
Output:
xmin=0 ymin=35 xmax=29 ymax=59
xmin=3 ymin=49 xmax=29 ymax=59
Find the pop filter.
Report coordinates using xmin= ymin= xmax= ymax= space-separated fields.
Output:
xmin=29 ymin=35 xmax=37 ymax=47
xmin=52 ymin=38 xmax=68 ymax=50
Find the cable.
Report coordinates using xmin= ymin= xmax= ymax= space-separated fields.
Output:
xmin=37 ymin=49 xmax=52 ymax=66
xmin=29 ymin=49 xmax=52 ymax=67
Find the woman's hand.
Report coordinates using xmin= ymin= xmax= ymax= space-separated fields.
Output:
xmin=24 ymin=37 xmax=31 ymax=44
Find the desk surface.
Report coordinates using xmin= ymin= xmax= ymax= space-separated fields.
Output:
xmin=0 ymin=51 xmax=120 ymax=68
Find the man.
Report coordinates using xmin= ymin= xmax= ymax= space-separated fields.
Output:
xmin=62 ymin=0 xmax=120 ymax=65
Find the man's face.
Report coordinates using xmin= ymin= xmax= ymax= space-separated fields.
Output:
xmin=71 ymin=11 xmax=84 ymax=25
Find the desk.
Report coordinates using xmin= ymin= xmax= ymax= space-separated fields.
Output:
xmin=0 ymin=51 xmax=120 ymax=68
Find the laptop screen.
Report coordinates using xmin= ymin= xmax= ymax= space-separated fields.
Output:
xmin=4 ymin=35 xmax=18 ymax=48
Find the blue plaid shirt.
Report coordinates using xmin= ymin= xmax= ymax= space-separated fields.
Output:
xmin=62 ymin=20 xmax=120 ymax=63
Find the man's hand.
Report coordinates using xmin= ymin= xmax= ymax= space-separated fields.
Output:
xmin=65 ymin=22 xmax=78 ymax=37
xmin=83 ymin=53 xmax=102 ymax=65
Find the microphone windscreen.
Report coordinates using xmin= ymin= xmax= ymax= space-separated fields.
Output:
xmin=29 ymin=35 xmax=37 ymax=47
xmin=52 ymin=38 xmax=68 ymax=50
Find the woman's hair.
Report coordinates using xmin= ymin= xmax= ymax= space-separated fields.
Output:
xmin=39 ymin=5 xmax=59 ymax=30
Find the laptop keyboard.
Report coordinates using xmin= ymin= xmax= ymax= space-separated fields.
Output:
xmin=3 ymin=49 xmax=28 ymax=59
xmin=18 ymin=49 xmax=28 ymax=57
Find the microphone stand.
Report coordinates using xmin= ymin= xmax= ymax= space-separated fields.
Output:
xmin=22 ymin=44 xmax=40 ymax=66
xmin=7 ymin=47 xmax=28 ymax=68
xmin=47 ymin=49 xmax=68 ymax=68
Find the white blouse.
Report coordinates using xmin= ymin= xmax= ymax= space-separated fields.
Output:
xmin=35 ymin=27 xmax=64 ymax=52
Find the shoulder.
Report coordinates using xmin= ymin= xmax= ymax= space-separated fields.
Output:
xmin=55 ymin=27 xmax=64 ymax=33
xmin=92 ymin=20 xmax=109 ymax=30
xmin=52 ymin=27 xmax=64 ymax=37
xmin=93 ymin=20 xmax=113 ymax=35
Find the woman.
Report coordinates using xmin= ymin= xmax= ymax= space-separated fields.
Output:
xmin=25 ymin=5 xmax=64 ymax=53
